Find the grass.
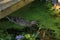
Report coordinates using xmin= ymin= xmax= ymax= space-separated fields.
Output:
xmin=0 ymin=1 xmax=60 ymax=38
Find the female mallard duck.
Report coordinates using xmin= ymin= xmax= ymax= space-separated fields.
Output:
xmin=6 ymin=16 xmax=39 ymax=27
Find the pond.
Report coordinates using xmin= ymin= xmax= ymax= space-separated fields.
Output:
xmin=0 ymin=1 xmax=60 ymax=40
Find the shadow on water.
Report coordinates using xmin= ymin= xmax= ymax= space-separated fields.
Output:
xmin=5 ymin=25 xmax=39 ymax=36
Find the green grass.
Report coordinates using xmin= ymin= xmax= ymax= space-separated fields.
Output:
xmin=0 ymin=1 xmax=60 ymax=38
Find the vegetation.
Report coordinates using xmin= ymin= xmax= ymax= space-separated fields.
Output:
xmin=0 ymin=0 xmax=60 ymax=40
